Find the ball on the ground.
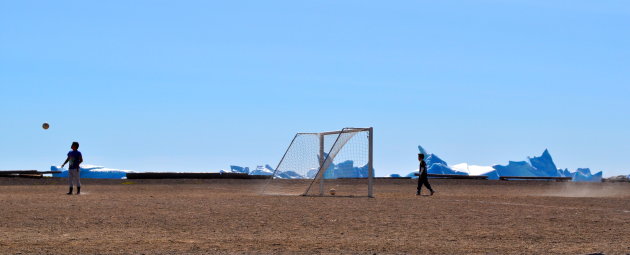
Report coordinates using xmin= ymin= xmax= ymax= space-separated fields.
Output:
xmin=42 ymin=123 xmax=50 ymax=130
xmin=329 ymin=188 xmax=336 ymax=196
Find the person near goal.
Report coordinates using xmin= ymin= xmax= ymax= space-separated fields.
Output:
xmin=61 ymin=141 xmax=83 ymax=195
xmin=417 ymin=153 xmax=435 ymax=196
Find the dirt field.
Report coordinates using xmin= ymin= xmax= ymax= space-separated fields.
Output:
xmin=0 ymin=178 xmax=628 ymax=254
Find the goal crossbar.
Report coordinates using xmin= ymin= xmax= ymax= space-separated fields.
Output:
xmin=297 ymin=127 xmax=372 ymax=136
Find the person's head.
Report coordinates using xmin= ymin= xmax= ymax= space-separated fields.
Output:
xmin=418 ymin=153 xmax=424 ymax=161
xmin=71 ymin=141 xmax=79 ymax=151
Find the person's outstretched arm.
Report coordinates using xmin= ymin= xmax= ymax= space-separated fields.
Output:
xmin=61 ymin=157 xmax=69 ymax=168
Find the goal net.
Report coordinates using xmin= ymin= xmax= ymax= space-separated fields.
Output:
xmin=262 ymin=127 xmax=374 ymax=197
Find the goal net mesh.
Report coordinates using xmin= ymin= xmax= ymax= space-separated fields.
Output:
xmin=262 ymin=128 xmax=371 ymax=196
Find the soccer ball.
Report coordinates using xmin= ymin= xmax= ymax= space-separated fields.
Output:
xmin=42 ymin=123 xmax=50 ymax=130
xmin=329 ymin=188 xmax=336 ymax=196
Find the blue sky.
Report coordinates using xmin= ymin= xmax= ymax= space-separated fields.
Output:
xmin=1 ymin=1 xmax=629 ymax=177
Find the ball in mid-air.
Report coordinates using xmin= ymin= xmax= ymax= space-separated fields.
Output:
xmin=42 ymin=123 xmax=50 ymax=130
xmin=329 ymin=188 xmax=336 ymax=196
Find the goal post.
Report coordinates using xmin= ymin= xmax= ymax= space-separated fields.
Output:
xmin=262 ymin=127 xmax=374 ymax=197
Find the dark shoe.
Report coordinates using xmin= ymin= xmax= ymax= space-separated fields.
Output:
xmin=67 ymin=187 xmax=73 ymax=195
xmin=416 ymin=190 xmax=421 ymax=196
xmin=76 ymin=187 xmax=81 ymax=195
xmin=430 ymin=190 xmax=435 ymax=196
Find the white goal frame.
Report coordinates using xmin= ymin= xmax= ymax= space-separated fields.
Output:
xmin=268 ymin=127 xmax=374 ymax=197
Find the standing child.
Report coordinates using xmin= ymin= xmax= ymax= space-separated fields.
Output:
xmin=417 ymin=153 xmax=435 ymax=196
xmin=61 ymin=141 xmax=83 ymax=195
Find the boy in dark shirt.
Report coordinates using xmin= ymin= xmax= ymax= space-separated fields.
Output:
xmin=61 ymin=141 xmax=83 ymax=195
xmin=417 ymin=153 xmax=435 ymax=196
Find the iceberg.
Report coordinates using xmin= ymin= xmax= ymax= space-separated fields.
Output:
xmin=406 ymin=146 xmax=469 ymax=178
xmin=451 ymin=163 xmax=494 ymax=176
xmin=249 ymin=165 xmax=275 ymax=176
xmin=275 ymin=170 xmax=304 ymax=179
xmin=528 ymin=149 xmax=562 ymax=176
xmin=51 ymin=165 xmax=132 ymax=179
xmin=228 ymin=165 xmax=250 ymax=174
xmin=493 ymin=161 xmax=540 ymax=178
xmin=571 ymin=168 xmax=603 ymax=182
xmin=492 ymin=150 xmax=602 ymax=182
xmin=230 ymin=164 xmax=300 ymax=178
xmin=225 ymin=164 xmax=276 ymax=175
xmin=323 ymin=160 xmax=369 ymax=179
xmin=406 ymin=146 xmax=603 ymax=182
xmin=234 ymin=160 xmax=371 ymax=179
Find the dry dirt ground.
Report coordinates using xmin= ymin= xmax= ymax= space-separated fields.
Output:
xmin=0 ymin=178 xmax=629 ymax=254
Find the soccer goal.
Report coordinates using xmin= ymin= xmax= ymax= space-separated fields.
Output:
xmin=262 ymin=127 xmax=374 ymax=197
